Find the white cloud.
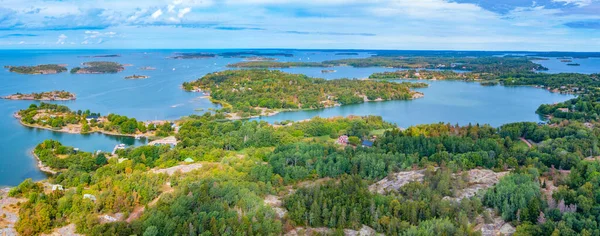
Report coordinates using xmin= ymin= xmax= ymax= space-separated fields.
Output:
xmin=552 ymin=0 xmax=593 ymax=7
xmin=172 ymin=0 xmax=213 ymax=7
xmin=56 ymin=34 xmax=67 ymax=44
xmin=168 ymin=4 xmax=176 ymax=13
xmin=18 ymin=41 xmax=25 ymax=44
xmin=178 ymin=7 xmax=191 ymax=18
xmin=151 ymin=9 xmax=163 ymax=19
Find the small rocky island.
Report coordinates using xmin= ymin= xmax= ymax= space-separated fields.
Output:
xmin=70 ymin=61 xmax=125 ymax=74
xmin=125 ymin=74 xmax=150 ymax=80
xmin=2 ymin=91 xmax=75 ymax=101
xmin=4 ymin=64 xmax=67 ymax=74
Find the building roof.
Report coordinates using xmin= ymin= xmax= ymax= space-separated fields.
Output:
xmin=362 ymin=140 xmax=374 ymax=147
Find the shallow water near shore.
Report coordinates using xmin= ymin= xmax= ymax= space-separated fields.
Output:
xmin=0 ymin=49 xmax=585 ymax=186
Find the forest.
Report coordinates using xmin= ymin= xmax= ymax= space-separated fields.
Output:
xmin=227 ymin=56 xmax=547 ymax=74
xmin=182 ymin=69 xmax=426 ymax=118
xmin=16 ymin=102 xmax=172 ymax=136
xmin=8 ymin=109 xmax=600 ymax=235
xmin=369 ymin=70 xmax=483 ymax=81
xmin=71 ymin=61 xmax=125 ymax=74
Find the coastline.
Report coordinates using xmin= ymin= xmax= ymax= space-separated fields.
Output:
xmin=16 ymin=116 xmax=155 ymax=139
xmin=31 ymin=150 xmax=58 ymax=175
xmin=2 ymin=96 xmax=75 ymax=101
xmin=224 ymin=92 xmax=425 ymax=120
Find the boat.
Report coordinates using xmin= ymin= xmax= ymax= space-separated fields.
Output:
xmin=567 ymin=63 xmax=581 ymax=66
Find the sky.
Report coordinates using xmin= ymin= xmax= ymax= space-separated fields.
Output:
xmin=0 ymin=0 xmax=599 ymax=51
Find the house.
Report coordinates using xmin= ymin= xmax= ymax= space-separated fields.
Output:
xmin=337 ymin=135 xmax=349 ymax=145
xmin=557 ymin=108 xmax=569 ymax=113
xmin=83 ymin=194 xmax=97 ymax=201
xmin=361 ymin=140 xmax=374 ymax=148
xmin=51 ymin=184 xmax=63 ymax=191
xmin=86 ymin=114 xmax=99 ymax=122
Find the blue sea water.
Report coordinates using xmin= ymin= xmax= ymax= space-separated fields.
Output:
xmin=0 ymin=49 xmax=581 ymax=186
xmin=534 ymin=57 xmax=600 ymax=74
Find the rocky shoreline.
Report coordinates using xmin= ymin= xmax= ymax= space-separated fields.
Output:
xmin=2 ymin=91 xmax=76 ymax=101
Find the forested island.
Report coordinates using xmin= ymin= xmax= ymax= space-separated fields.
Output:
xmin=228 ymin=56 xmax=547 ymax=74
xmin=15 ymin=103 xmax=174 ymax=137
xmin=4 ymin=64 xmax=67 ymax=74
xmin=2 ymin=91 xmax=75 ymax=101
xmin=370 ymin=69 xmax=482 ymax=81
xmin=182 ymin=69 xmax=426 ymax=118
xmin=70 ymin=61 xmax=125 ymax=74
xmin=227 ymin=61 xmax=327 ymax=68
xmin=219 ymin=51 xmax=294 ymax=58
xmin=124 ymin=74 xmax=150 ymax=80
xmin=170 ymin=53 xmax=217 ymax=59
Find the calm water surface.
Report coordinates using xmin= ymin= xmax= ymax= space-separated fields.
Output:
xmin=0 ymin=50 xmax=584 ymax=186
xmin=534 ymin=57 xmax=600 ymax=74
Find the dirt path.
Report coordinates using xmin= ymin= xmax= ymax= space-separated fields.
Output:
xmin=520 ymin=137 xmax=533 ymax=148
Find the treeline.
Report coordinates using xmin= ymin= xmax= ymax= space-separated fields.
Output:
xmin=5 ymin=64 xmax=67 ymax=74
xmin=17 ymin=102 xmax=171 ymax=136
xmin=500 ymin=72 xmax=599 ymax=93
xmin=182 ymin=69 xmax=425 ymax=118
xmin=325 ymin=56 xmax=547 ymax=74
xmin=369 ymin=69 xmax=483 ymax=81
xmin=228 ymin=56 xmax=546 ymax=74
xmin=71 ymin=61 xmax=124 ymax=74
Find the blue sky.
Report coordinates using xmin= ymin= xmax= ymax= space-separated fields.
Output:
xmin=0 ymin=0 xmax=599 ymax=50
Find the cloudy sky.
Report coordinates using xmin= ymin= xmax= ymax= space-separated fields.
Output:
xmin=0 ymin=0 xmax=599 ymax=50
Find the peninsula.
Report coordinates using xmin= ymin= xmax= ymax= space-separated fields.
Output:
xmin=4 ymin=64 xmax=67 ymax=74
xmin=70 ymin=61 xmax=125 ymax=74
xmin=182 ymin=69 xmax=426 ymax=118
xmin=2 ymin=91 xmax=75 ymax=101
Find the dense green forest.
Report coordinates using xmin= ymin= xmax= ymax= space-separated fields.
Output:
xmin=369 ymin=70 xmax=483 ymax=81
xmin=182 ymin=69 xmax=426 ymax=118
xmin=4 ymin=64 xmax=67 ymax=74
xmin=10 ymin=110 xmax=600 ymax=235
xmin=71 ymin=61 xmax=125 ymax=74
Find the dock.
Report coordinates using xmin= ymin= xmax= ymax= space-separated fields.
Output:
xmin=112 ymin=144 xmax=126 ymax=155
